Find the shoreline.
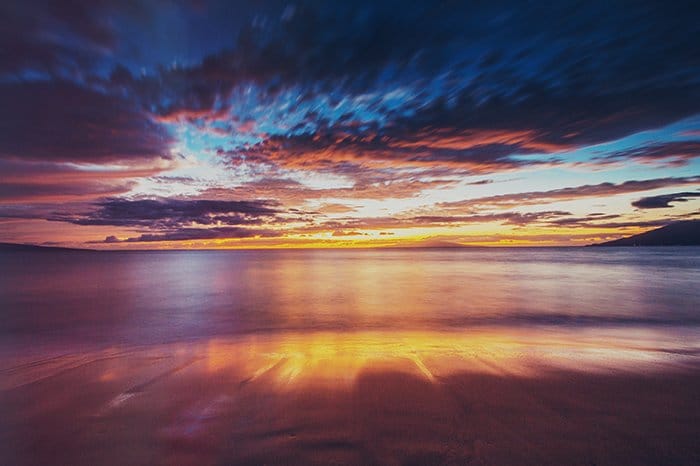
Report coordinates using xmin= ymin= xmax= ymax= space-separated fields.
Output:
xmin=2 ymin=330 xmax=700 ymax=464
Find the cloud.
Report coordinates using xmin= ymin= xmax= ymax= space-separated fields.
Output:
xmin=6 ymin=2 xmax=700 ymax=155
xmin=296 ymin=210 xmax=573 ymax=234
xmin=101 ymin=227 xmax=281 ymax=243
xmin=0 ymin=158 xmax=172 ymax=202
xmin=0 ymin=1 xmax=119 ymax=77
xmin=3 ymin=1 xmax=700 ymax=246
xmin=0 ymin=82 xmax=172 ymax=163
xmin=545 ymin=213 xmax=622 ymax=226
xmin=467 ymin=179 xmax=494 ymax=186
xmin=313 ymin=211 xmax=688 ymax=233
xmin=544 ymin=214 xmax=674 ymax=229
xmin=410 ymin=211 xmax=572 ymax=227
xmin=331 ymin=230 xmax=367 ymax=237
xmin=202 ymin=172 xmax=458 ymax=205
xmin=586 ymin=220 xmax=675 ymax=229
xmin=317 ymin=203 xmax=358 ymax=214
xmin=230 ymin=124 xmax=560 ymax=173
xmin=53 ymin=198 xmax=280 ymax=228
xmin=120 ymin=0 xmax=700 ymax=170
xmin=0 ymin=180 xmax=135 ymax=203
xmin=55 ymin=197 xmax=290 ymax=244
xmin=596 ymin=141 xmax=700 ymax=167
xmin=438 ymin=176 xmax=700 ymax=211
xmin=632 ymin=192 xmax=700 ymax=209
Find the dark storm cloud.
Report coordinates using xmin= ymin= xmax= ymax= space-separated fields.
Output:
xmin=632 ymin=192 xmax=700 ymax=209
xmin=53 ymin=198 xmax=280 ymax=228
xmin=0 ymin=0 xmax=219 ymax=79
xmin=137 ymin=2 xmax=698 ymax=102
xmin=5 ymin=1 xmax=670 ymax=177
xmin=5 ymin=1 xmax=700 ymax=173
xmin=0 ymin=81 xmax=172 ymax=163
xmin=0 ymin=0 xmax=119 ymax=77
xmin=121 ymin=0 xmax=700 ymax=163
xmin=117 ymin=1 xmax=470 ymax=116
xmin=391 ymin=87 xmax=700 ymax=150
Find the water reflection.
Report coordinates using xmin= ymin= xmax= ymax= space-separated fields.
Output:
xmin=1 ymin=248 xmax=700 ymax=346
xmin=4 ymin=328 xmax=698 ymax=391
xmin=3 ymin=329 xmax=700 ymax=464
xmin=2 ymin=248 xmax=700 ymax=463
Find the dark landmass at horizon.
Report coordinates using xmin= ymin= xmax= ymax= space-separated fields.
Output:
xmin=0 ymin=242 xmax=94 ymax=252
xmin=593 ymin=220 xmax=700 ymax=246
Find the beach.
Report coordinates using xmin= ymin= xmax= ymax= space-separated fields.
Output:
xmin=2 ymin=329 xmax=700 ymax=465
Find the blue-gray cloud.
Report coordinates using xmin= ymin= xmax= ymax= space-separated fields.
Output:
xmin=632 ymin=192 xmax=700 ymax=209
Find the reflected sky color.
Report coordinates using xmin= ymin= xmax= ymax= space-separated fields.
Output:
xmin=2 ymin=248 xmax=700 ymax=464
xmin=2 ymin=248 xmax=699 ymax=348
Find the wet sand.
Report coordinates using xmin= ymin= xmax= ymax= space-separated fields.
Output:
xmin=2 ymin=329 xmax=700 ymax=465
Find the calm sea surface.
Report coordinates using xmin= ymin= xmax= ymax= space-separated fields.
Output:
xmin=1 ymin=247 xmax=699 ymax=348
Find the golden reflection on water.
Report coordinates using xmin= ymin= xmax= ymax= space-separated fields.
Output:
xmin=3 ymin=328 xmax=700 ymax=466
xmin=2 ymin=328 xmax=697 ymax=393
xmin=196 ymin=328 xmax=695 ymax=389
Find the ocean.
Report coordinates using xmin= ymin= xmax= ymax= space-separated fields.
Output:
xmin=1 ymin=247 xmax=699 ymax=346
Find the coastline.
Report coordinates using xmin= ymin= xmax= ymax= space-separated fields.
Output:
xmin=2 ymin=329 xmax=700 ymax=465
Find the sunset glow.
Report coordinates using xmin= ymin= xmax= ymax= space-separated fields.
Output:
xmin=2 ymin=3 xmax=700 ymax=464
xmin=0 ymin=2 xmax=698 ymax=248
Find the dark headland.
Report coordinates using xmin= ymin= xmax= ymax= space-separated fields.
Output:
xmin=592 ymin=220 xmax=700 ymax=246
xmin=0 ymin=243 xmax=91 ymax=252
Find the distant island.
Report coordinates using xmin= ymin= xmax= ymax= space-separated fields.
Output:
xmin=592 ymin=220 xmax=700 ymax=246
xmin=0 ymin=243 xmax=91 ymax=252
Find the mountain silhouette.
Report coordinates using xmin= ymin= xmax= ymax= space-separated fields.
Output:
xmin=593 ymin=220 xmax=700 ymax=246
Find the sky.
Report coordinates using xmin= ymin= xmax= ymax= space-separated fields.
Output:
xmin=0 ymin=0 xmax=699 ymax=248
